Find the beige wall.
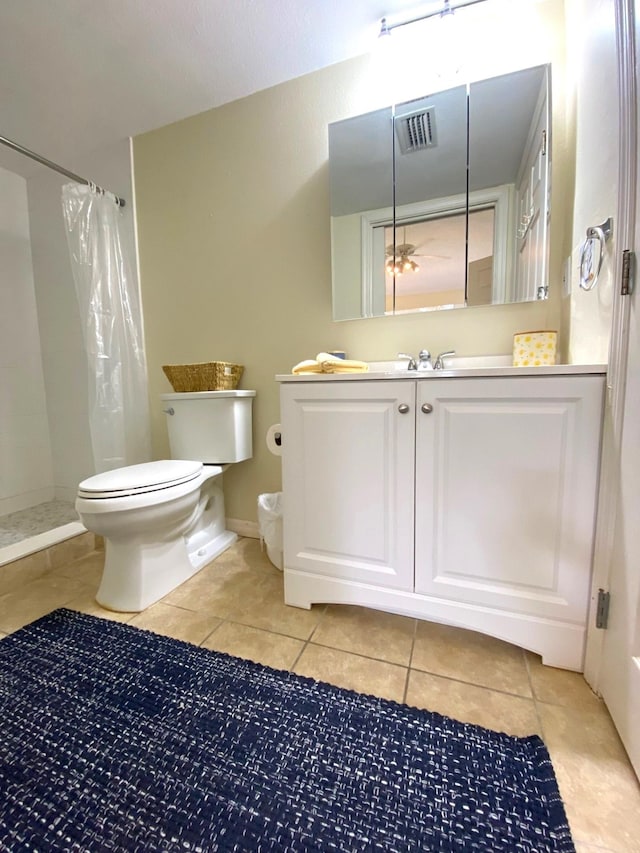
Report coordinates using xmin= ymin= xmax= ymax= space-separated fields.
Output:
xmin=133 ymin=0 xmax=571 ymax=522
xmin=387 ymin=290 xmax=466 ymax=312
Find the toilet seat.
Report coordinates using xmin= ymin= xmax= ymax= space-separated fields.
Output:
xmin=78 ymin=460 xmax=203 ymax=500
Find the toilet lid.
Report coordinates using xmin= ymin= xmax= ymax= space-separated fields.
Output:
xmin=77 ymin=460 xmax=203 ymax=499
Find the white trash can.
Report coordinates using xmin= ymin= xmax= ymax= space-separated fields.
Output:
xmin=257 ymin=492 xmax=283 ymax=570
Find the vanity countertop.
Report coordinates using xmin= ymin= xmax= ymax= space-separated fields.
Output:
xmin=276 ymin=363 xmax=607 ymax=382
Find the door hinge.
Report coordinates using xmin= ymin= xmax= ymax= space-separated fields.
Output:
xmin=621 ymin=249 xmax=634 ymax=295
xmin=596 ymin=588 xmax=611 ymax=629
xmin=542 ymin=129 xmax=547 ymax=156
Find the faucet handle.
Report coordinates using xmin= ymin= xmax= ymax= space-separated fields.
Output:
xmin=434 ymin=350 xmax=456 ymax=370
xmin=397 ymin=352 xmax=417 ymax=370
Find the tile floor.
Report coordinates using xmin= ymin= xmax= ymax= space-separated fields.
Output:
xmin=0 ymin=536 xmax=639 ymax=852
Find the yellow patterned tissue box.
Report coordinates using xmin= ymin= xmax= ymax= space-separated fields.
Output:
xmin=513 ymin=330 xmax=557 ymax=366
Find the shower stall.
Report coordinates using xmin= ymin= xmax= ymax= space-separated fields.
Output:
xmin=0 ymin=138 xmax=143 ymax=568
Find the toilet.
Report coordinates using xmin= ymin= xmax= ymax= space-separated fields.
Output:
xmin=76 ymin=390 xmax=256 ymax=612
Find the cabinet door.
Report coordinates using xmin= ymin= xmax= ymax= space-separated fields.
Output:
xmin=415 ymin=376 xmax=604 ymax=625
xmin=281 ymin=380 xmax=415 ymax=591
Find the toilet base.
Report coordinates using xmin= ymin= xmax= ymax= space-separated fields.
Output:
xmin=188 ymin=528 xmax=237 ymax=573
xmin=82 ymin=465 xmax=238 ymax=613
xmin=184 ymin=473 xmax=237 ymax=572
xmin=95 ymin=472 xmax=236 ymax=613
xmin=96 ymin=527 xmax=238 ymax=613
xmin=96 ymin=537 xmax=192 ymax=613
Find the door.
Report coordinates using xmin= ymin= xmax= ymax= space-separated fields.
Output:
xmin=598 ymin=245 xmax=640 ymax=777
xmin=594 ymin=0 xmax=640 ymax=777
xmin=280 ymin=380 xmax=415 ymax=592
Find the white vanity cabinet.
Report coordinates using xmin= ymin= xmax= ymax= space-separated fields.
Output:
xmin=280 ymin=372 xmax=605 ymax=670
xmin=280 ymin=380 xmax=416 ymax=591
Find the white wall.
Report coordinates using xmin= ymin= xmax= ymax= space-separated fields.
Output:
xmin=0 ymin=166 xmax=54 ymax=515
xmin=26 ymin=138 xmax=139 ymax=499
xmin=565 ymin=0 xmax=619 ymax=362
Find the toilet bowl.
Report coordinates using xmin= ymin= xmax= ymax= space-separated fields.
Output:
xmin=76 ymin=390 xmax=255 ymax=612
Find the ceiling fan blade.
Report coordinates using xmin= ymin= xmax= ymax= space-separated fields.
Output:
xmin=413 ymin=252 xmax=451 ymax=260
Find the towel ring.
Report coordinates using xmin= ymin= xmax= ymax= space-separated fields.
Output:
xmin=579 ymin=217 xmax=613 ymax=291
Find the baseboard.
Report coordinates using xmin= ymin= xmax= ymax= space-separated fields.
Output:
xmin=226 ymin=518 xmax=260 ymax=539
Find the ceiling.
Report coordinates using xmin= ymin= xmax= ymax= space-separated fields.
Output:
xmin=0 ymin=0 xmax=438 ymax=178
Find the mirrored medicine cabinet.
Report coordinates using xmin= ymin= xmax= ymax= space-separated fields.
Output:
xmin=329 ymin=64 xmax=551 ymax=321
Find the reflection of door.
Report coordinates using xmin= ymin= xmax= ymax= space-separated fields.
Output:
xmin=467 ymin=255 xmax=493 ymax=305
xmin=514 ymin=81 xmax=549 ymax=302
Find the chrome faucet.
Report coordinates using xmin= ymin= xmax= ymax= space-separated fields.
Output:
xmin=418 ymin=350 xmax=433 ymax=371
xmin=434 ymin=350 xmax=456 ymax=370
xmin=398 ymin=350 xmax=434 ymax=371
xmin=397 ymin=352 xmax=417 ymax=370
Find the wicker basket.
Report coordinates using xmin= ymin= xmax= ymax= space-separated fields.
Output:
xmin=162 ymin=361 xmax=244 ymax=392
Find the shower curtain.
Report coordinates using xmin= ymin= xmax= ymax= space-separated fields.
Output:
xmin=62 ymin=183 xmax=151 ymax=474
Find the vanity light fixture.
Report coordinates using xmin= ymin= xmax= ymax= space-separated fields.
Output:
xmin=378 ymin=0 xmax=489 ymax=38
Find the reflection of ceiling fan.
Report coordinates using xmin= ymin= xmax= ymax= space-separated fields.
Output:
xmin=385 ymin=232 xmax=450 ymax=275
xmin=385 ymin=242 xmax=420 ymax=274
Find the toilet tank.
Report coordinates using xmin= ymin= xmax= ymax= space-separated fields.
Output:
xmin=160 ymin=390 xmax=256 ymax=463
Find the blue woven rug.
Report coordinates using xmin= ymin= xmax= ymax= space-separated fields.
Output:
xmin=0 ymin=609 xmax=574 ymax=852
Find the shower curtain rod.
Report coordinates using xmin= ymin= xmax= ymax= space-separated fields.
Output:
xmin=0 ymin=134 xmax=126 ymax=207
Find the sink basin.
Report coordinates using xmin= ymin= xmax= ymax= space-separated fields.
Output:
xmin=367 ymin=355 xmax=512 ymax=374
xmin=366 ymin=360 xmax=416 ymax=373
xmin=440 ymin=355 xmax=512 ymax=370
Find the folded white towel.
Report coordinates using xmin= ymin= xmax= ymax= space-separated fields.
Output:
xmin=322 ymin=363 xmax=369 ymax=373
xmin=291 ymin=359 xmax=324 ymax=375
xmin=316 ymin=353 xmax=369 ymax=373
xmin=291 ymin=354 xmax=369 ymax=375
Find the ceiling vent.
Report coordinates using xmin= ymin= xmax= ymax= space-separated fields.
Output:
xmin=395 ymin=107 xmax=437 ymax=154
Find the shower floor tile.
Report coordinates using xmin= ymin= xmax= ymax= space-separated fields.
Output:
xmin=0 ymin=501 xmax=79 ymax=547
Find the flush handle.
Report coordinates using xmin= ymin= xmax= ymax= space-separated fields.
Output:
xmin=398 ymin=403 xmax=410 ymax=414
xmin=163 ymin=407 xmax=175 ymax=416
xmin=421 ymin=403 xmax=433 ymax=414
